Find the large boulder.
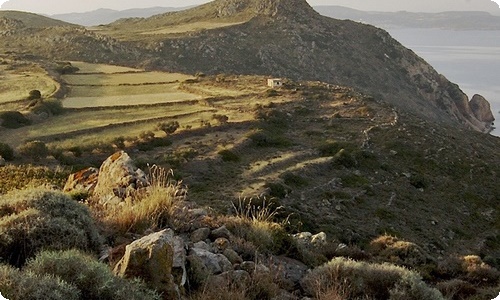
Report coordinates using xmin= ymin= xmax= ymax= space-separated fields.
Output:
xmin=63 ymin=167 xmax=99 ymax=194
xmin=470 ymin=94 xmax=495 ymax=125
xmin=93 ymin=151 xmax=149 ymax=204
xmin=188 ymin=247 xmax=232 ymax=275
xmin=113 ymin=229 xmax=182 ymax=299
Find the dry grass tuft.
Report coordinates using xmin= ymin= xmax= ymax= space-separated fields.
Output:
xmin=97 ymin=165 xmax=187 ymax=235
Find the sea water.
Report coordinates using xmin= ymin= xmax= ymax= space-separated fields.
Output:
xmin=388 ymin=28 xmax=500 ymax=137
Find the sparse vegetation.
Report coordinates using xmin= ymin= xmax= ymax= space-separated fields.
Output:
xmin=0 ymin=188 xmax=102 ymax=266
xmin=301 ymin=257 xmax=444 ymax=300
xmin=0 ymin=111 xmax=31 ymax=129
xmin=97 ymin=166 xmax=186 ymax=235
xmin=0 ymin=142 xmax=14 ymax=160
xmin=25 ymin=250 xmax=160 ymax=300
xmin=17 ymin=140 xmax=49 ymax=161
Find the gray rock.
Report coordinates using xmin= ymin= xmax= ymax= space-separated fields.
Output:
xmin=211 ymin=225 xmax=231 ymax=240
xmin=190 ymin=227 xmax=211 ymax=243
xmin=189 ymin=248 xmax=232 ymax=274
xmin=113 ymin=229 xmax=180 ymax=299
xmin=0 ymin=156 xmax=5 ymax=167
xmin=240 ymin=261 xmax=256 ymax=274
xmin=271 ymin=256 xmax=309 ymax=290
xmin=208 ymin=270 xmax=251 ymax=289
xmin=470 ymin=94 xmax=495 ymax=125
xmin=223 ymin=248 xmax=243 ymax=265
xmin=193 ymin=240 xmax=212 ymax=252
xmin=93 ymin=151 xmax=149 ymax=204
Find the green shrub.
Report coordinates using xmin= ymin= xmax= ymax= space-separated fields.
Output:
xmin=0 ymin=142 xmax=14 ymax=160
xmin=331 ymin=149 xmax=357 ymax=168
xmin=218 ymin=149 xmax=240 ymax=162
xmin=156 ymin=121 xmax=179 ymax=136
xmin=0 ymin=264 xmax=80 ymax=300
xmin=301 ymin=257 xmax=444 ymax=300
xmin=0 ymin=111 xmax=31 ymax=129
xmin=31 ymin=99 xmax=64 ymax=116
xmin=54 ymin=62 xmax=79 ymax=74
xmin=28 ymin=90 xmax=42 ymax=100
xmin=0 ymin=188 xmax=102 ymax=266
xmin=26 ymin=250 xmax=160 ymax=300
xmin=248 ymin=130 xmax=290 ymax=148
xmin=0 ymin=165 xmax=69 ymax=195
xmin=17 ymin=140 xmax=49 ymax=161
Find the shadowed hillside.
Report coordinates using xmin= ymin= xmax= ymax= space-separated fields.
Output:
xmin=100 ymin=0 xmax=494 ymax=133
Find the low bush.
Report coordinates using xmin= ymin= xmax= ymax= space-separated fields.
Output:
xmin=218 ymin=149 xmax=240 ymax=162
xmin=0 ymin=165 xmax=69 ymax=194
xmin=0 ymin=264 xmax=80 ymax=300
xmin=438 ymin=255 xmax=500 ymax=285
xmin=17 ymin=140 xmax=49 ymax=161
xmin=301 ymin=257 xmax=444 ymax=300
xmin=248 ymin=130 xmax=290 ymax=148
xmin=0 ymin=142 xmax=14 ymax=160
xmin=31 ymin=99 xmax=64 ymax=116
xmin=0 ymin=188 xmax=102 ymax=266
xmin=26 ymin=250 xmax=160 ymax=300
xmin=0 ymin=111 xmax=31 ymax=129
xmin=369 ymin=235 xmax=432 ymax=268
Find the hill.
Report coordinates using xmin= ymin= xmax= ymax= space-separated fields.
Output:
xmin=100 ymin=0 xmax=494 ymax=133
xmin=315 ymin=6 xmax=500 ymax=30
xmin=0 ymin=10 xmax=76 ymax=28
xmin=0 ymin=11 xmax=143 ymax=64
xmin=50 ymin=7 xmax=185 ymax=27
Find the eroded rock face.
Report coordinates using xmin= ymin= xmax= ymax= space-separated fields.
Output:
xmin=470 ymin=94 xmax=495 ymax=125
xmin=113 ymin=229 xmax=181 ymax=299
xmin=93 ymin=151 xmax=148 ymax=204
xmin=63 ymin=167 xmax=99 ymax=194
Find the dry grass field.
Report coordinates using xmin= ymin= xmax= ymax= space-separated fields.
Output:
xmin=0 ymin=64 xmax=59 ymax=104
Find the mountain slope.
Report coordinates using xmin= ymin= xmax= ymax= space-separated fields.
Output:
xmin=0 ymin=10 xmax=76 ymax=28
xmin=0 ymin=11 xmax=142 ymax=64
xmin=315 ymin=6 xmax=500 ymax=30
xmin=50 ymin=7 xmax=184 ymax=27
xmin=101 ymin=0 xmax=493 ymax=133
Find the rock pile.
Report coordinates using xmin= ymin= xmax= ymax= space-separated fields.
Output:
xmin=64 ymin=151 xmax=149 ymax=204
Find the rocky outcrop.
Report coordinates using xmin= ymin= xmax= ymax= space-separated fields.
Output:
xmin=93 ymin=151 xmax=148 ymax=204
xmin=470 ymin=94 xmax=495 ymax=127
xmin=113 ymin=229 xmax=182 ymax=299
xmin=63 ymin=167 xmax=99 ymax=194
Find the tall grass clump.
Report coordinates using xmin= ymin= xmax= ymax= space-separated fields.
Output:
xmin=0 ymin=188 xmax=102 ymax=266
xmin=25 ymin=250 xmax=160 ymax=300
xmin=0 ymin=264 xmax=80 ymax=300
xmin=101 ymin=165 xmax=186 ymax=234
xmin=226 ymin=197 xmax=297 ymax=256
xmin=301 ymin=257 xmax=444 ymax=300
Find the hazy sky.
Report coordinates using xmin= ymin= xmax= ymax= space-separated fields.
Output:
xmin=0 ymin=0 xmax=499 ymax=15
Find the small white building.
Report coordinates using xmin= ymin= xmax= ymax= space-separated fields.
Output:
xmin=267 ymin=78 xmax=283 ymax=88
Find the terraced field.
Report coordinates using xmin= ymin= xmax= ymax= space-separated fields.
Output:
xmin=0 ymin=62 xmax=59 ymax=104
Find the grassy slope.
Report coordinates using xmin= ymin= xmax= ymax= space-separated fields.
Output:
xmin=1 ymin=61 xmax=499 ymax=273
xmin=0 ymin=10 xmax=78 ymax=28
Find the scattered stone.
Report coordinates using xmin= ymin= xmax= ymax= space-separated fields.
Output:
xmin=214 ymin=237 xmax=230 ymax=252
xmin=63 ymin=167 xmax=99 ymax=193
xmin=193 ymin=241 xmax=212 ymax=252
xmin=211 ymin=225 xmax=231 ymax=240
xmin=113 ymin=229 xmax=180 ymax=299
xmin=189 ymin=248 xmax=232 ymax=274
xmin=240 ymin=261 xmax=256 ymax=274
xmin=190 ymin=227 xmax=211 ymax=243
xmin=271 ymin=256 xmax=309 ymax=290
xmin=223 ymin=248 xmax=243 ymax=265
